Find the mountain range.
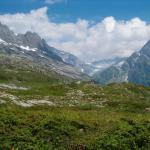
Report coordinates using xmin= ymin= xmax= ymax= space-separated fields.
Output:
xmin=0 ymin=22 xmax=89 ymax=80
xmin=0 ymin=22 xmax=150 ymax=86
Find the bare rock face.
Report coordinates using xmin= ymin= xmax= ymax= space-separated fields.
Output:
xmin=0 ymin=22 xmax=17 ymax=43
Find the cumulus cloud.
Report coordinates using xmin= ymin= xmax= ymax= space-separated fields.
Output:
xmin=0 ymin=7 xmax=150 ymax=62
xmin=45 ymin=0 xmax=66 ymax=5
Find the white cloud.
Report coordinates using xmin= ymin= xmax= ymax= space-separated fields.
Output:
xmin=45 ymin=0 xmax=66 ymax=5
xmin=0 ymin=7 xmax=150 ymax=62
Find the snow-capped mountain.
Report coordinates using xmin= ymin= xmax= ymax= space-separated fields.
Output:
xmin=0 ymin=22 xmax=89 ymax=80
xmin=93 ymin=40 xmax=150 ymax=86
xmin=0 ymin=22 xmax=124 ymax=78
xmin=1 ymin=22 xmax=150 ymax=86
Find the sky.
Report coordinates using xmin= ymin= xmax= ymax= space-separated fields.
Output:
xmin=0 ymin=0 xmax=150 ymax=62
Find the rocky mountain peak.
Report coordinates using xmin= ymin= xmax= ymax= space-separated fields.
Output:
xmin=0 ymin=22 xmax=46 ymax=49
xmin=17 ymin=31 xmax=44 ymax=48
xmin=0 ymin=22 xmax=17 ymax=43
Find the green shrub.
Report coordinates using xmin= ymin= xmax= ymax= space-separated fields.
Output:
xmin=89 ymin=120 xmax=150 ymax=150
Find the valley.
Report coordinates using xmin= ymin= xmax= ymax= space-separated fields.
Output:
xmin=0 ymin=22 xmax=150 ymax=150
xmin=0 ymin=67 xmax=150 ymax=149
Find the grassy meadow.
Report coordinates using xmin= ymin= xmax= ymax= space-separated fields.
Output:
xmin=0 ymin=68 xmax=150 ymax=149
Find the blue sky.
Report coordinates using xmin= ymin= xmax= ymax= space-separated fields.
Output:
xmin=0 ymin=0 xmax=150 ymax=23
xmin=0 ymin=0 xmax=150 ymax=62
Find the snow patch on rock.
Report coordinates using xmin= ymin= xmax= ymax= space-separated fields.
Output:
xmin=115 ymin=61 xmax=125 ymax=67
xmin=0 ymin=38 xmax=8 ymax=45
xmin=19 ymin=45 xmax=37 ymax=52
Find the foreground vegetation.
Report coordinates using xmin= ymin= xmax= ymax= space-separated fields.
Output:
xmin=0 ymin=67 xmax=150 ymax=149
xmin=0 ymin=104 xmax=150 ymax=150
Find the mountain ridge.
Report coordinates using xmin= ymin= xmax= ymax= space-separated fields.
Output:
xmin=0 ymin=22 xmax=89 ymax=80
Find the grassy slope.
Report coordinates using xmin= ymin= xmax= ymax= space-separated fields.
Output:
xmin=0 ymin=65 xmax=150 ymax=149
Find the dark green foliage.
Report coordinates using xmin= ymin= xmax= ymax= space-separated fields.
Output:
xmin=0 ymin=105 xmax=150 ymax=150
xmin=0 ymin=106 xmax=90 ymax=150
xmin=89 ymin=119 xmax=150 ymax=150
